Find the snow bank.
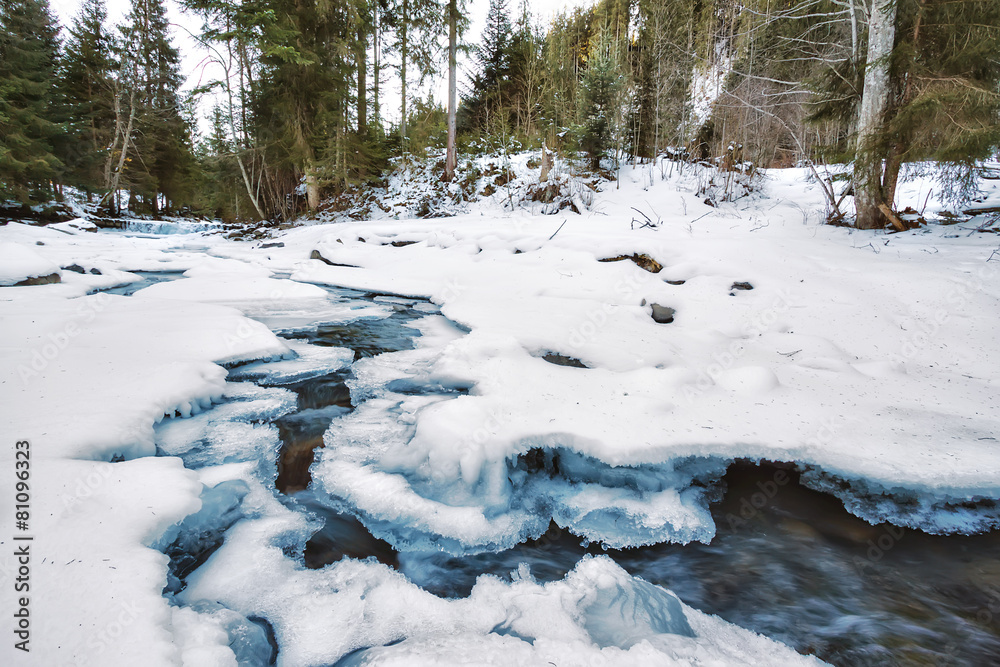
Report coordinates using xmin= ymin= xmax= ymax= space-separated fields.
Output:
xmin=0 ymin=227 xmax=300 ymax=666
xmin=286 ymin=164 xmax=1000 ymax=546
xmin=0 ymin=294 xmax=288 ymax=461
xmin=0 ymin=239 xmax=60 ymax=285
xmin=0 ymin=457 xmax=203 ymax=666
xmin=133 ymin=256 xmax=327 ymax=302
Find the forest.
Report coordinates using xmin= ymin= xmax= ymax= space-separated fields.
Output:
xmin=1 ymin=0 xmax=999 ymax=228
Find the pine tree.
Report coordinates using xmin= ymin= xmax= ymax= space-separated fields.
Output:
xmin=0 ymin=0 xmax=63 ymax=203
xmin=59 ymin=0 xmax=115 ymax=199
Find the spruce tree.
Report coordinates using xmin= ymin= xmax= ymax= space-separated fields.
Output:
xmin=123 ymin=0 xmax=194 ymax=213
xmin=463 ymin=0 xmax=513 ymax=134
xmin=580 ymin=26 xmax=621 ymax=168
xmin=0 ymin=0 xmax=63 ymax=203
xmin=59 ymin=0 xmax=116 ymax=199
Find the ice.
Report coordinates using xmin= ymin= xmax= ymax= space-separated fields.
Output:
xmin=179 ymin=462 xmax=822 ymax=666
xmin=236 ymin=298 xmax=393 ymax=333
xmin=229 ymin=339 xmax=355 ymax=384
xmin=156 ymin=480 xmax=251 ymax=594
xmin=315 ymin=411 xmax=727 ymax=551
xmin=118 ymin=219 xmax=221 ymax=235
xmin=135 ymin=270 xmax=328 ymax=302
xmin=155 ymin=384 xmax=295 ymax=473
xmin=800 ymin=468 xmax=1000 ymax=535
xmin=170 ymin=603 xmax=276 ymax=667
xmin=0 ymin=294 xmax=288 ymax=461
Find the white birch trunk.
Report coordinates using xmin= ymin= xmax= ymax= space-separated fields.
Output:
xmin=444 ymin=0 xmax=457 ymax=182
xmin=853 ymin=0 xmax=896 ymax=229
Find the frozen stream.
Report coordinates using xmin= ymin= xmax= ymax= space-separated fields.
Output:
xmin=124 ymin=271 xmax=1000 ymax=666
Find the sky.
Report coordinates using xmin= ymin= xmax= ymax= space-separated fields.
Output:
xmin=48 ymin=0 xmax=593 ymax=134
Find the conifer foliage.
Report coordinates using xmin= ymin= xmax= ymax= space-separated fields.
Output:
xmin=0 ymin=0 xmax=996 ymax=225
xmin=0 ymin=0 xmax=63 ymax=203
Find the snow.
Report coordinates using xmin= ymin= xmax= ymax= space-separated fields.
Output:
xmin=178 ymin=461 xmax=823 ymax=667
xmin=0 ymin=239 xmax=61 ymax=285
xmin=2 ymin=156 xmax=999 ymax=665
xmin=276 ymin=171 xmax=1000 ymax=547
xmin=134 ymin=258 xmax=328 ymax=302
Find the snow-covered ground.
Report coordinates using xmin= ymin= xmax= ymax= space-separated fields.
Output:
xmin=1 ymin=158 xmax=998 ymax=665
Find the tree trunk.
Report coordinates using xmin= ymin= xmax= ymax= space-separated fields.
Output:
xmin=305 ymin=163 xmax=320 ymax=211
xmin=400 ymin=0 xmax=407 ymax=148
xmin=444 ymin=0 xmax=457 ymax=182
xmin=853 ymin=0 xmax=897 ymax=229
xmin=357 ymin=21 xmax=367 ymax=136
xmin=882 ymin=0 xmax=924 ymax=216
xmin=373 ymin=7 xmax=380 ymax=128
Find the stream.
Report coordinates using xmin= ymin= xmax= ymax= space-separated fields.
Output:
xmin=124 ymin=269 xmax=1000 ymax=666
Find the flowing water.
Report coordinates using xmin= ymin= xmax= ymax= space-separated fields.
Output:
xmin=137 ymin=273 xmax=1000 ymax=666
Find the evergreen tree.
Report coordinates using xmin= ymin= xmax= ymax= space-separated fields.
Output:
xmin=0 ymin=0 xmax=63 ymax=203
xmin=124 ymin=0 xmax=194 ymax=213
xmin=462 ymin=0 xmax=513 ymax=134
xmin=850 ymin=0 xmax=1000 ymax=227
xmin=59 ymin=0 xmax=116 ymax=199
xmin=580 ymin=25 xmax=622 ymax=168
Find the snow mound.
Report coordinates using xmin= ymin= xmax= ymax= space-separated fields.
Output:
xmin=0 ymin=240 xmax=60 ymax=285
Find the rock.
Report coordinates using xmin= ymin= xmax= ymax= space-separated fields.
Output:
xmin=731 ymin=281 xmax=754 ymax=291
xmin=89 ymin=268 xmax=102 ymax=275
xmin=599 ymin=253 xmax=664 ymax=274
xmin=260 ymin=241 xmax=285 ymax=249
xmin=541 ymin=353 xmax=589 ymax=368
xmin=35 ymin=241 xmax=44 ymax=246
xmin=310 ymin=249 xmax=359 ymax=268
xmin=310 ymin=249 xmax=334 ymax=265
xmin=390 ymin=240 xmax=416 ymax=247
xmin=14 ymin=272 xmax=61 ymax=286
xmin=650 ymin=304 xmax=675 ymax=324
xmin=63 ymin=263 xmax=86 ymax=274
xmin=665 ymin=279 xmax=685 ymax=285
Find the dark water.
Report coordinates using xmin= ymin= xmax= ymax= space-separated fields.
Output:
xmin=99 ymin=270 xmax=185 ymax=296
xmin=157 ymin=278 xmax=1000 ymax=667
xmin=379 ymin=461 xmax=1000 ymax=666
